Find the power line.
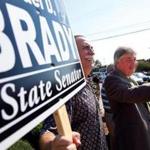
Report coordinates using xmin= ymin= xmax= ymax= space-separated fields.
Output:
xmin=90 ymin=27 xmax=150 ymax=42
xmin=86 ymin=20 xmax=150 ymax=37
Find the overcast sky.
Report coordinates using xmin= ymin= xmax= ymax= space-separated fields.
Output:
xmin=64 ymin=0 xmax=150 ymax=65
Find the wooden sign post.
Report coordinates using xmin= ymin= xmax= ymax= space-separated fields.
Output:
xmin=53 ymin=105 xmax=77 ymax=150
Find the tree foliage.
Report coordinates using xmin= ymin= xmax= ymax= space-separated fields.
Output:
xmin=94 ymin=59 xmax=102 ymax=68
xmin=136 ymin=59 xmax=150 ymax=72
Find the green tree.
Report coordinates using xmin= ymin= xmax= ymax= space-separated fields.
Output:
xmin=94 ymin=59 xmax=102 ymax=68
xmin=136 ymin=59 xmax=150 ymax=72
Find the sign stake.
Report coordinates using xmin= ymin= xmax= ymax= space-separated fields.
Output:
xmin=53 ymin=104 xmax=77 ymax=150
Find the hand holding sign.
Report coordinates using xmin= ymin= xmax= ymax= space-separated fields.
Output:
xmin=53 ymin=105 xmax=80 ymax=150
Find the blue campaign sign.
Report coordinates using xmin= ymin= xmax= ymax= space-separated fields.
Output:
xmin=0 ymin=0 xmax=86 ymax=149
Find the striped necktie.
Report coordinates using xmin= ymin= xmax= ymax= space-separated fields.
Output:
xmin=146 ymin=102 xmax=150 ymax=112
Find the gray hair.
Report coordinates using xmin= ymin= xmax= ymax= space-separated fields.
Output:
xmin=114 ymin=46 xmax=136 ymax=64
xmin=74 ymin=35 xmax=85 ymax=40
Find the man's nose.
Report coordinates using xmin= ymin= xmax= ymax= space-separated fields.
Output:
xmin=89 ymin=48 xmax=95 ymax=55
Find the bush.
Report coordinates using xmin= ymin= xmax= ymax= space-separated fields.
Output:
xmin=8 ymin=123 xmax=43 ymax=150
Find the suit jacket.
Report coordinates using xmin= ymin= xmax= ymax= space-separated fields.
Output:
xmin=104 ymin=69 xmax=150 ymax=150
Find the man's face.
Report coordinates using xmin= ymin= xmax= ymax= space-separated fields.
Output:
xmin=76 ymin=37 xmax=95 ymax=77
xmin=116 ymin=53 xmax=138 ymax=76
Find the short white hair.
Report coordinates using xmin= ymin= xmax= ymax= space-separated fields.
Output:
xmin=114 ymin=46 xmax=136 ymax=64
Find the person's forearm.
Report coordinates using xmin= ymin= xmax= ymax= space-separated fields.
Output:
xmin=39 ymin=131 xmax=56 ymax=150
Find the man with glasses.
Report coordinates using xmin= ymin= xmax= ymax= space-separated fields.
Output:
xmin=103 ymin=46 xmax=150 ymax=150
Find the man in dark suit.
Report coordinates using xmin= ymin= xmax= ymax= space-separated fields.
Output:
xmin=104 ymin=46 xmax=150 ymax=150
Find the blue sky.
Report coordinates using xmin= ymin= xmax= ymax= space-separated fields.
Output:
xmin=64 ymin=0 xmax=150 ymax=65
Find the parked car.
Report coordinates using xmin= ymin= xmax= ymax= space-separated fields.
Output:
xmin=134 ymin=72 xmax=150 ymax=82
xmin=99 ymin=72 xmax=107 ymax=83
xmin=130 ymin=74 xmax=144 ymax=85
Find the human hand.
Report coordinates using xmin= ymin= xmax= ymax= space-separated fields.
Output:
xmin=102 ymin=122 xmax=109 ymax=135
xmin=50 ymin=132 xmax=81 ymax=150
xmin=72 ymin=131 xmax=81 ymax=147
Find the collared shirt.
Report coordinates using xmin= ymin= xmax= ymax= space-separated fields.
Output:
xmin=41 ymin=80 xmax=108 ymax=150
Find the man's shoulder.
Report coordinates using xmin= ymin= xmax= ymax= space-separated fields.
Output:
xmin=106 ymin=70 xmax=126 ymax=81
xmin=104 ymin=71 xmax=118 ymax=81
xmin=104 ymin=70 xmax=128 ymax=88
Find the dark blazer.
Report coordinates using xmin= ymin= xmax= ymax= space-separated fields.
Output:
xmin=104 ymin=69 xmax=150 ymax=150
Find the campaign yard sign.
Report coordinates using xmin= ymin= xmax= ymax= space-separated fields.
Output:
xmin=0 ymin=0 xmax=86 ymax=149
